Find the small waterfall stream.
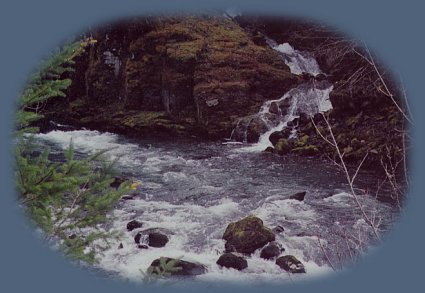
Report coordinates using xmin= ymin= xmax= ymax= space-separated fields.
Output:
xmin=229 ymin=41 xmax=333 ymax=151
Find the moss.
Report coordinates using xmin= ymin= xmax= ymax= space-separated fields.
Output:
xmin=120 ymin=111 xmax=170 ymax=127
xmin=275 ymin=138 xmax=289 ymax=154
xmin=166 ymin=39 xmax=204 ymax=62
xmin=295 ymin=134 xmax=309 ymax=147
xmin=291 ymin=145 xmax=319 ymax=156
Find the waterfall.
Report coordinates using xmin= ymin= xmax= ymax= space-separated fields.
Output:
xmin=229 ymin=40 xmax=334 ymax=151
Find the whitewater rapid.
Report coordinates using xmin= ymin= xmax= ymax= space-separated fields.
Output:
xmin=33 ymin=130 xmax=398 ymax=285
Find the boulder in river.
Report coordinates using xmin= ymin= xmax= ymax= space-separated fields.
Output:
xmin=289 ymin=191 xmax=306 ymax=201
xmin=275 ymin=138 xmax=291 ymax=155
xmin=110 ymin=177 xmax=126 ymax=188
xmin=134 ymin=232 xmax=143 ymax=244
xmin=269 ymin=129 xmax=292 ymax=146
xmin=223 ymin=215 xmax=275 ymax=254
xmin=216 ymin=253 xmax=248 ymax=271
xmin=148 ymin=232 xmax=169 ymax=247
xmin=127 ymin=220 xmax=143 ymax=231
xmin=260 ymin=242 xmax=283 ymax=260
xmin=276 ymin=255 xmax=306 ymax=273
xmin=264 ymin=146 xmax=274 ymax=153
xmin=148 ymin=257 xmax=206 ymax=276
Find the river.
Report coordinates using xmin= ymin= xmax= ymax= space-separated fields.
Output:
xmin=33 ymin=129 xmax=399 ymax=284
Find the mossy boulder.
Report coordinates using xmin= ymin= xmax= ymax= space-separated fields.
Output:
xmin=275 ymin=255 xmax=306 ymax=273
xmin=223 ymin=215 xmax=275 ymax=254
xmin=275 ymin=138 xmax=290 ymax=155
xmin=269 ymin=129 xmax=292 ymax=145
xmin=148 ymin=257 xmax=207 ymax=276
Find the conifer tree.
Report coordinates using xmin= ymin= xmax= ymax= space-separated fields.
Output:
xmin=15 ymin=38 xmax=131 ymax=263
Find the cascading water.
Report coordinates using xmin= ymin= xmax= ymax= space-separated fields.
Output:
xmin=33 ymin=129 xmax=397 ymax=284
xmin=229 ymin=41 xmax=333 ymax=151
xmin=27 ymin=39 xmax=397 ymax=286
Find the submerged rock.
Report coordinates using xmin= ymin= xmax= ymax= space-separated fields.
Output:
xmin=127 ymin=220 xmax=143 ymax=231
xmin=260 ymin=242 xmax=283 ymax=260
xmin=138 ymin=244 xmax=149 ymax=249
xmin=289 ymin=191 xmax=306 ymax=201
xmin=148 ymin=232 xmax=169 ymax=247
xmin=223 ymin=215 xmax=275 ymax=254
xmin=148 ymin=257 xmax=206 ymax=276
xmin=272 ymin=225 xmax=285 ymax=234
xmin=216 ymin=253 xmax=248 ymax=270
xmin=275 ymin=255 xmax=306 ymax=273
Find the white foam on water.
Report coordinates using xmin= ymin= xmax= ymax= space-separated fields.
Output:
xmin=273 ymin=42 xmax=322 ymax=76
xmin=236 ymin=83 xmax=333 ymax=152
xmin=34 ymin=130 xmax=143 ymax=167
xmin=92 ymin=196 xmax=331 ymax=284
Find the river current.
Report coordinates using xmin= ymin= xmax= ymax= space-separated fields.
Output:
xmin=34 ymin=129 xmax=399 ymax=284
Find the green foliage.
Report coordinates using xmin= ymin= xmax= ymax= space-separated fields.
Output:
xmin=14 ymin=38 xmax=131 ymax=263
xmin=141 ymin=257 xmax=183 ymax=283
xmin=16 ymin=41 xmax=88 ymax=134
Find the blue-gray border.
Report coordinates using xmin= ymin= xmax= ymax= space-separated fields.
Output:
xmin=1 ymin=0 xmax=424 ymax=292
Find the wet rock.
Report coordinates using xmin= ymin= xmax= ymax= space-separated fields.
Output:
xmin=269 ymin=129 xmax=291 ymax=145
xmin=223 ymin=215 xmax=275 ymax=254
xmin=118 ymin=243 xmax=124 ymax=249
xmin=276 ymin=255 xmax=306 ymax=273
xmin=264 ymin=146 xmax=274 ymax=153
xmin=138 ymin=244 xmax=149 ymax=249
xmin=134 ymin=232 xmax=143 ymax=244
xmin=246 ymin=117 xmax=268 ymax=143
xmin=127 ymin=220 xmax=143 ymax=231
xmin=272 ymin=225 xmax=285 ymax=234
xmin=148 ymin=257 xmax=206 ymax=276
xmin=289 ymin=191 xmax=306 ymax=201
xmin=110 ymin=177 xmax=126 ymax=188
xmin=269 ymin=102 xmax=280 ymax=115
xmin=315 ymin=73 xmax=327 ymax=81
xmin=148 ymin=232 xmax=169 ymax=247
xmin=121 ymin=195 xmax=135 ymax=200
xmin=286 ymin=119 xmax=298 ymax=127
xmin=216 ymin=253 xmax=248 ymax=270
xmin=275 ymin=138 xmax=290 ymax=155
xmin=260 ymin=242 xmax=283 ymax=260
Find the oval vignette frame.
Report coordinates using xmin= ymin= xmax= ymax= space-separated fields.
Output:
xmin=1 ymin=0 xmax=419 ymax=288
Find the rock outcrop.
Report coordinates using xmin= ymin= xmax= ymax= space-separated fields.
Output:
xmin=41 ymin=15 xmax=296 ymax=140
